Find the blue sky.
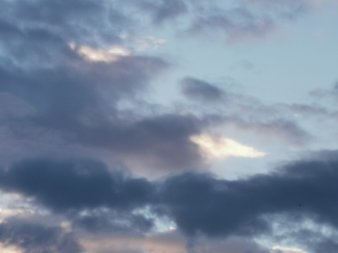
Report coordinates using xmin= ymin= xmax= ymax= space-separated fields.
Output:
xmin=1 ymin=1 xmax=338 ymax=253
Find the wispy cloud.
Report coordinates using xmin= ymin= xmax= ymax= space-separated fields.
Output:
xmin=190 ymin=134 xmax=266 ymax=160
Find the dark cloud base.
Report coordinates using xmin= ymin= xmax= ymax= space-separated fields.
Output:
xmin=0 ymin=219 xmax=81 ymax=253
xmin=0 ymin=156 xmax=337 ymax=252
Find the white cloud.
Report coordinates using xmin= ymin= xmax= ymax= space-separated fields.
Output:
xmin=190 ymin=134 xmax=266 ymax=160
xmin=69 ymin=43 xmax=131 ymax=63
xmin=0 ymin=244 xmax=22 ymax=253
xmin=271 ymin=245 xmax=309 ymax=253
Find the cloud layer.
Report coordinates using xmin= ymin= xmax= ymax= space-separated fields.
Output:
xmin=0 ymin=1 xmax=337 ymax=253
xmin=0 ymin=156 xmax=337 ymax=252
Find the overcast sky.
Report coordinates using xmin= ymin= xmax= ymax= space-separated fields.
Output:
xmin=1 ymin=0 xmax=338 ymax=252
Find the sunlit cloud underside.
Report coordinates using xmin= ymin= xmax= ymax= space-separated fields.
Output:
xmin=190 ymin=134 xmax=266 ymax=160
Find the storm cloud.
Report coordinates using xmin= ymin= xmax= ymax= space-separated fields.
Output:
xmin=159 ymin=158 xmax=338 ymax=237
xmin=0 ymin=156 xmax=338 ymax=246
xmin=0 ymin=158 xmax=153 ymax=212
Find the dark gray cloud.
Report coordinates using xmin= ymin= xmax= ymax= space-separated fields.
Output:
xmin=0 ymin=1 xmax=336 ymax=252
xmin=0 ymin=219 xmax=82 ymax=253
xmin=181 ymin=77 xmax=226 ymax=103
xmin=0 ymin=53 xmax=205 ymax=171
xmin=1 ymin=0 xmax=125 ymax=45
xmin=74 ymin=113 xmax=205 ymax=170
xmin=0 ymin=0 xmax=210 ymax=172
xmin=1 ymin=156 xmax=338 ymax=246
xmin=0 ymin=0 xmax=129 ymax=75
xmin=157 ymin=157 xmax=338 ymax=238
xmin=0 ymin=158 xmax=153 ymax=212
xmin=0 ymin=0 xmax=160 ymax=110
xmin=0 ymin=56 xmax=167 ymax=126
xmin=0 ymin=0 xmax=322 ymax=173
xmin=0 ymin=62 xmax=204 ymax=169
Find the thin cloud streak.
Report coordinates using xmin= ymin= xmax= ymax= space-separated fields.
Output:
xmin=190 ymin=134 xmax=266 ymax=160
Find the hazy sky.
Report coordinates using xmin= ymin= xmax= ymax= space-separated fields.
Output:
xmin=1 ymin=0 xmax=338 ymax=252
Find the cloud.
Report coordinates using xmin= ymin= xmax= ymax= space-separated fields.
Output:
xmin=1 ymin=155 xmax=338 ymax=244
xmin=231 ymin=118 xmax=311 ymax=146
xmin=72 ymin=113 xmax=206 ymax=171
xmin=185 ymin=0 xmax=333 ymax=43
xmin=0 ymin=0 xmax=128 ymax=68
xmin=69 ymin=43 xmax=131 ymax=63
xmin=189 ymin=8 xmax=275 ymax=43
xmin=189 ymin=236 xmax=269 ymax=253
xmin=279 ymin=227 xmax=338 ymax=253
xmin=81 ymin=233 xmax=187 ymax=253
xmin=241 ymin=0 xmax=332 ymax=11
xmin=181 ymin=77 xmax=226 ymax=103
xmin=179 ymin=77 xmax=313 ymax=147
xmin=157 ymin=155 xmax=338 ymax=239
xmin=0 ymin=0 xmax=321 ymax=176
xmin=0 ymin=219 xmax=82 ymax=253
xmin=190 ymin=134 xmax=266 ymax=160
xmin=0 ymin=243 xmax=22 ymax=253
xmin=0 ymin=158 xmax=153 ymax=212
xmin=0 ymin=1 xmax=337 ymax=252
xmin=72 ymin=209 xmax=154 ymax=234
xmin=0 ymin=0 xmax=216 ymax=173
xmin=127 ymin=0 xmax=188 ymax=24
xmin=0 ymin=60 xmax=208 ymax=172
xmin=310 ymin=82 xmax=338 ymax=103
xmin=271 ymin=245 xmax=308 ymax=253
xmin=1 ymin=0 xmax=214 ymax=173
xmin=80 ymin=233 xmax=271 ymax=253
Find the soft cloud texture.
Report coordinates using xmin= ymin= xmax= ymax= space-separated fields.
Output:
xmin=0 ymin=219 xmax=81 ymax=253
xmin=0 ymin=0 xmax=337 ymax=253
xmin=190 ymin=134 xmax=266 ymax=160
xmin=0 ymin=155 xmax=337 ymax=253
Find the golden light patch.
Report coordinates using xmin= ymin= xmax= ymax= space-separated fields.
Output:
xmin=81 ymin=235 xmax=187 ymax=253
xmin=0 ymin=244 xmax=22 ymax=253
xmin=69 ymin=43 xmax=131 ymax=63
xmin=190 ymin=134 xmax=266 ymax=160
xmin=271 ymin=245 xmax=309 ymax=253
xmin=0 ymin=208 xmax=33 ymax=223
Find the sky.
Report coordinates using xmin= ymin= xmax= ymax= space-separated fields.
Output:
xmin=0 ymin=0 xmax=338 ymax=252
